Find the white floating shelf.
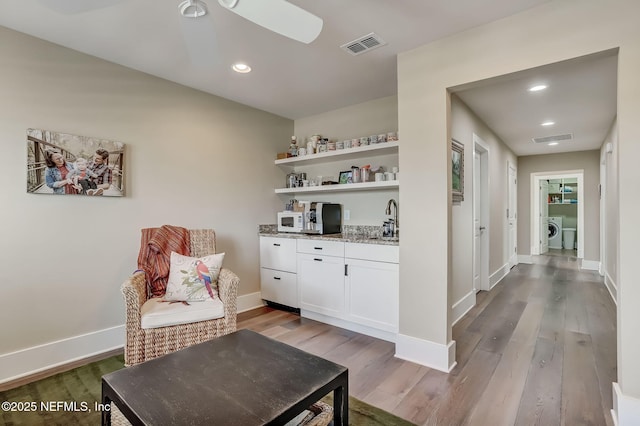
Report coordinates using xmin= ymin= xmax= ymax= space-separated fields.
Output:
xmin=275 ymin=180 xmax=399 ymax=194
xmin=275 ymin=141 xmax=399 ymax=166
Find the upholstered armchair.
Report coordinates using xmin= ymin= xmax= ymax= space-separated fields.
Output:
xmin=121 ymin=229 xmax=239 ymax=366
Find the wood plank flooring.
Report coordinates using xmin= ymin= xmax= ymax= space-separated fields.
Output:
xmin=238 ymin=254 xmax=616 ymax=425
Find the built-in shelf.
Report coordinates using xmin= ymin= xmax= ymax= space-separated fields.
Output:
xmin=275 ymin=180 xmax=399 ymax=194
xmin=549 ymin=202 xmax=578 ymax=205
xmin=275 ymin=141 xmax=399 ymax=167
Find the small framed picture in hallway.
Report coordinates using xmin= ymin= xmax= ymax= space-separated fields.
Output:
xmin=452 ymin=138 xmax=464 ymax=202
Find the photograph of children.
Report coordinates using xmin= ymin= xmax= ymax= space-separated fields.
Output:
xmin=26 ymin=128 xmax=125 ymax=196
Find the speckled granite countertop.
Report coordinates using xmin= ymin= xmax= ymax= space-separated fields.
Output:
xmin=258 ymin=225 xmax=399 ymax=246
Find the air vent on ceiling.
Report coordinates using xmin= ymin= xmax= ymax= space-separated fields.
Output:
xmin=532 ymin=133 xmax=573 ymax=144
xmin=341 ymin=33 xmax=386 ymax=56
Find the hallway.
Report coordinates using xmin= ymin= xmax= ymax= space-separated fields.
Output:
xmin=238 ymin=255 xmax=616 ymax=425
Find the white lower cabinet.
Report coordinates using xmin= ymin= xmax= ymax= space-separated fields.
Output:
xmin=260 ymin=269 xmax=298 ymax=309
xmin=344 ymin=258 xmax=399 ymax=333
xmin=297 ymin=253 xmax=345 ymax=317
xmin=260 ymin=236 xmax=298 ymax=308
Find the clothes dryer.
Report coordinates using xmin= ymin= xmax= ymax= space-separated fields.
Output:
xmin=548 ymin=216 xmax=563 ymax=249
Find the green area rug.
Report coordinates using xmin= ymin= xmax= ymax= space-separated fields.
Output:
xmin=1 ymin=355 xmax=414 ymax=425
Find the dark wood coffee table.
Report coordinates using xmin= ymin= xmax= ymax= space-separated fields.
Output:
xmin=102 ymin=329 xmax=348 ymax=425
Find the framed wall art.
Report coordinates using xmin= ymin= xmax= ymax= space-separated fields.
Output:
xmin=26 ymin=128 xmax=125 ymax=197
xmin=451 ymin=138 xmax=464 ymax=202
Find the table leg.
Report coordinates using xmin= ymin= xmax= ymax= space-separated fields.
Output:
xmin=333 ymin=381 xmax=348 ymax=426
xmin=101 ymin=396 xmax=111 ymax=426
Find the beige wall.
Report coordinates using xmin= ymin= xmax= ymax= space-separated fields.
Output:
xmin=517 ymin=150 xmax=601 ymax=261
xmin=0 ymin=27 xmax=291 ymax=355
xmin=397 ymin=0 xmax=640 ymax=400
xmin=293 ymin=96 xmax=399 ymax=225
xmin=450 ymin=96 xmax=517 ymax=304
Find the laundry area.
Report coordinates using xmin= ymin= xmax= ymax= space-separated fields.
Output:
xmin=547 ymin=178 xmax=578 ymax=254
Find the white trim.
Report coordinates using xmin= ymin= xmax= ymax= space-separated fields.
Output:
xmin=507 ymin=160 xmax=518 ymax=268
xmin=518 ymin=254 xmax=533 ymax=264
xmin=605 ymin=272 xmax=618 ymax=305
xmin=301 ymin=310 xmax=397 ymax=343
xmin=452 ymin=290 xmax=476 ymax=326
xmin=580 ymin=259 xmax=601 ymax=271
xmin=237 ymin=291 xmax=266 ymax=313
xmin=490 ymin=263 xmax=510 ymax=289
xmin=395 ymin=334 xmax=456 ymax=372
xmin=0 ymin=325 xmax=124 ymax=385
xmin=612 ymin=382 xmax=640 ymax=426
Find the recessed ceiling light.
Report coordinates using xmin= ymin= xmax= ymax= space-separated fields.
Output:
xmin=528 ymin=84 xmax=547 ymax=92
xmin=232 ymin=63 xmax=251 ymax=73
xmin=541 ymin=121 xmax=555 ymax=126
xmin=548 ymin=142 xmax=559 ymax=146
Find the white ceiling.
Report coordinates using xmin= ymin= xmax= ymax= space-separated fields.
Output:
xmin=454 ymin=50 xmax=618 ymax=156
xmin=0 ymin=0 xmax=616 ymax=157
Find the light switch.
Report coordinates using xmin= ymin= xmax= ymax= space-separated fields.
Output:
xmin=344 ymin=210 xmax=350 ymax=220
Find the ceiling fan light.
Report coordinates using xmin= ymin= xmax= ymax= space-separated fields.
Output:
xmin=232 ymin=63 xmax=251 ymax=73
xmin=179 ymin=0 xmax=208 ymax=18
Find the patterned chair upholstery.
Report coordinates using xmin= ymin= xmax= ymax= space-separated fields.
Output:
xmin=120 ymin=229 xmax=239 ymax=366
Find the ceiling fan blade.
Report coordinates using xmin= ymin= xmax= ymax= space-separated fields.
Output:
xmin=218 ymin=0 xmax=322 ymax=44
xmin=179 ymin=14 xmax=220 ymax=68
xmin=37 ymin=0 xmax=129 ymax=14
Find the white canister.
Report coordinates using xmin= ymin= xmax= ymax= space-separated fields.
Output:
xmin=375 ymin=173 xmax=384 ymax=182
xmin=298 ymin=147 xmax=307 ymax=156
xmin=385 ymin=172 xmax=395 ymax=181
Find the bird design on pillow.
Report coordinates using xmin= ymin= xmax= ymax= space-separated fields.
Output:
xmin=195 ymin=260 xmax=216 ymax=300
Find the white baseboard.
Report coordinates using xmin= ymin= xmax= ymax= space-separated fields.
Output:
xmin=0 ymin=292 xmax=265 ymax=385
xmin=237 ymin=291 xmax=266 ymax=313
xmin=489 ymin=262 xmax=510 ymax=289
xmin=0 ymin=325 xmax=124 ymax=385
xmin=605 ymin=272 xmax=618 ymax=305
xmin=452 ymin=291 xmax=476 ymax=326
xmin=395 ymin=334 xmax=456 ymax=373
xmin=613 ymin=382 xmax=640 ymax=426
xmin=301 ymin=310 xmax=397 ymax=343
xmin=518 ymin=255 xmax=533 ymax=264
xmin=581 ymin=259 xmax=601 ymax=271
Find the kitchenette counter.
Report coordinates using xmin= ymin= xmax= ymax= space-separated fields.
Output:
xmin=259 ymin=224 xmax=399 ymax=246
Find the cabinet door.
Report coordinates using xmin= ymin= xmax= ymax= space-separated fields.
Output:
xmin=345 ymin=258 xmax=398 ymax=332
xmin=260 ymin=268 xmax=298 ymax=308
xmin=260 ymin=237 xmax=297 ymax=273
xmin=298 ymin=253 xmax=345 ymax=317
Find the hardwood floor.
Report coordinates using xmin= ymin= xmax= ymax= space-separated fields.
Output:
xmin=238 ymin=254 xmax=616 ymax=425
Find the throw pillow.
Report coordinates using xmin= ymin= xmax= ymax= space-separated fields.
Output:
xmin=164 ymin=251 xmax=225 ymax=302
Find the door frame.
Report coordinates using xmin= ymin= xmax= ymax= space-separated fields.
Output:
xmin=473 ymin=134 xmax=490 ymax=291
xmin=530 ymin=170 xmax=584 ymax=258
xmin=507 ymin=161 xmax=518 ymax=268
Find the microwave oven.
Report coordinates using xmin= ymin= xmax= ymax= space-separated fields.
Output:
xmin=277 ymin=211 xmax=305 ymax=233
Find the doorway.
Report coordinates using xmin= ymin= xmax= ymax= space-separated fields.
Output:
xmin=530 ymin=170 xmax=584 ymax=259
xmin=507 ymin=161 xmax=518 ymax=268
xmin=473 ymin=134 xmax=489 ymax=291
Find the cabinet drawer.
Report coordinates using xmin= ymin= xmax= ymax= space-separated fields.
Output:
xmin=297 ymin=239 xmax=344 ymax=257
xmin=345 ymin=242 xmax=399 ymax=263
xmin=260 ymin=237 xmax=297 ymax=272
xmin=260 ymin=268 xmax=298 ymax=308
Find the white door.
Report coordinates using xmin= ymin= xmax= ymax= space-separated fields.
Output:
xmin=473 ymin=151 xmax=481 ymax=291
xmin=473 ymin=136 xmax=490 ymax=291
xmin=297 ymin=253 xmax=345 ymax=317
xmin=507 ymin=162 xmax=518 ymax=267
xmin=540 ymin=180 xmax=549 ymax=254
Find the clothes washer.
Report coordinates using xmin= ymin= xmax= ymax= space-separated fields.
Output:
xmin=548 ymin=216 xmax=563 ymax=249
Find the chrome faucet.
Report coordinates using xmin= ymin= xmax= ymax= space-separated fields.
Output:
xmin=385 ymin=199 xmax=399 ymax=237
